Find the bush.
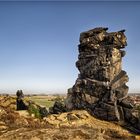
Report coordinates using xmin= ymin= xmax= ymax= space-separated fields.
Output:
xmin=28 ymin=104 xmax=41 ymax=119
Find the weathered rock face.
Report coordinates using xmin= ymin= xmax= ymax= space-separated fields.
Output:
xmin=66 ymin=27 xmax=140 ymax=134
xmin=16 ymin=90 xmax=28 ymax=111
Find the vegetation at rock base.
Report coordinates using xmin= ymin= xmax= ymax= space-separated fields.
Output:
xmin=28 ymin=104 xmax=41 ymax=118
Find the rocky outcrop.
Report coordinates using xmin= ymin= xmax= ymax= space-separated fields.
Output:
xmin=0 ymin=95 xmax=139 ymax=139
xmin=66 ymin=27 xmax=140 ymax=134
xmin=0 ymin=109 xmax=137 ymax=140
xmin=49 ymin=101 xmax=67 ymax=114
xmin=16 ymin=90 xmax=28 ymax=110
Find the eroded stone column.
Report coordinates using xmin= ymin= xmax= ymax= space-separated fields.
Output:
xmin=66 ymin=27 xmax=140 ymax=133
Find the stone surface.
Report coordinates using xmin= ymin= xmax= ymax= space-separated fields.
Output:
xmin=66 ymin=27 xmax=140 ymax=134
xmin=49 ymin=101 xmax=67 ymax=114
xmin=0 ymin=95 xmax=139 ymax=138
xmin=16 ymin=90 xmax=28 ymax=110
xmin=0 ymin=109 xmax=136 ymax=140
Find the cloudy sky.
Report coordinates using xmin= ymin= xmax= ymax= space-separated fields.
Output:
xmin=0 ymin=1 xmax=140 ymax=94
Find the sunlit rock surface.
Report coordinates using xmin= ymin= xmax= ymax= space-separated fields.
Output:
xmin=66 ymin=27 xmax=140 ymax=134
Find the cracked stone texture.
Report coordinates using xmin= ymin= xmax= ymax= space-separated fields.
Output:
xmin=66 ymin=27 xmax=140 ymax=134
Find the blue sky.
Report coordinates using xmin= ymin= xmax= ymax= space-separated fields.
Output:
xmin=0 ymin=1 xmax=140 ymax=94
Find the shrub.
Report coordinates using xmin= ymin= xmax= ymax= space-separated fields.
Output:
xmin=28 ymin=104 xmax=41 ymax=119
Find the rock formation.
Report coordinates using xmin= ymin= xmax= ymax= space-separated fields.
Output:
xmin=49 ymin=101 xmax=67 ymax=114
xmin=16 ymin=90 xmax=28 ymax=110
xmin=66 ymin=27 xmax=140 ymax=133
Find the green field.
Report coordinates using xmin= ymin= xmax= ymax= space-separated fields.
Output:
xmin=27 ymin=95 xmax=65 ymax=108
